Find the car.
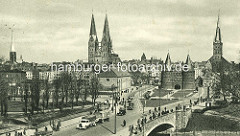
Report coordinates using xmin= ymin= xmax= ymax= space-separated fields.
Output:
xmin=76 ymin=115 xmax=97 ymax=129
xmin=127 ymin=103 xmax=134 ymax=110
xmin=117 ymin=107 xmax=126 ymax=116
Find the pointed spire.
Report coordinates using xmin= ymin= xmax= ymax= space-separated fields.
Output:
xmin=185 ymin=54 xmax=194 ymax=71
xmin=10 ymin=29 xmax=15 ymax=52
xmin=165 ymin=52 xmax=171 ymax=66
xmin=102 ymin=14 xmax=111 ymax=41
xmin=90 ymin=14 xmax=97 ymax=36
xmin=214 ymin=11 xmax=221 ymax=42
xmin=141 ymin=53 xmax=146 ymax=61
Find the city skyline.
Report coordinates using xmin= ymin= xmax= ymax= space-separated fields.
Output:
xmin=0 ymin=0 xmax=240 ymax=63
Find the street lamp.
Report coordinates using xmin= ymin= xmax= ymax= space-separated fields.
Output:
xmin=142 ymin=86 xmax=151 ymax=136
xmin=111 ymin=84 xmax=117 ymax=134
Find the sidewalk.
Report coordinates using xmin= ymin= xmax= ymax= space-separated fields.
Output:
xmin=0 ymin=105 xmax=93 ymax=136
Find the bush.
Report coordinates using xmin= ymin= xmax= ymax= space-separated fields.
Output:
xmin=215 ymin=100 xmax=228 ymax=107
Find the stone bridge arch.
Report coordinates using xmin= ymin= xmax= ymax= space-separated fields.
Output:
xmin=142 ymin=109 xmax=192 ymax=136
xmin=145 ymin=113 xmax=176 ymax=136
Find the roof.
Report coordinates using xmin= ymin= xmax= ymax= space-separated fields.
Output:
xmin=98 ymin=68 xmax=131 ymax=78
xmin=90 ymin=14 xmax=97 ymax=36
xmin=0 ymin=69 xmax=26 ymax=73
xmin=165 ymin=52 xmax=171 ymax=66
xmin=185 ymin=54 xmax=194 ymax=71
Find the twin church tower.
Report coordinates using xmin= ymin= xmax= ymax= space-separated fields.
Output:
xmin=88 ymin=14 xmax=121 ymax=64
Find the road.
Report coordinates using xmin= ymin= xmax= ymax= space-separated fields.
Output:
xmin=52 ymin=85 xmax=155 ymax=136
xmin=52 ymin=86 xmax=207 ymax=136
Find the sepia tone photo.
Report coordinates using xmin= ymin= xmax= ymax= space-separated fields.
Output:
xmin=0 ymin=0 xmax=240 ymax=136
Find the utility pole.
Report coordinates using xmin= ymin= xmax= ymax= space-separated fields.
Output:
xmin=114 ymin=91 xmax=117 ymax=134
xmin=112 ymin=84 xmax=117 ymax=134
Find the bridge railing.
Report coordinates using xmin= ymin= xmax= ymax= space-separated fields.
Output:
xmin=129 ymin=104 xmax=192 ymax=136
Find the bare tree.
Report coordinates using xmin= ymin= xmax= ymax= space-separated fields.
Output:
xmin=53 ymin=77 xmax=61 ymax=108
xmin=0 ymin=56 xmax=5 ymax=64
xmin=30 ymin=78 xmax=41 ymax=114
xmin=23 ymin=81 xmax=30 ymax=114
xmin=43 ymin=75 xmax=50 ymax=109
xmin=0 ymin=75 xmax=9 ymax=116
xmin=89 ymin=74 xmax=102 ymax=106
xmin=59 ymin=72 xmax=71 ymax=105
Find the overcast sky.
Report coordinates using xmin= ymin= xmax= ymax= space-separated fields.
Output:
xmin=0 ymin=0 xmax=239 ymax=63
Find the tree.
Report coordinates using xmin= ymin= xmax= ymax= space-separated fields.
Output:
xmin=69 ymin=73 xmax=74 ymax=109
xmin=130 ymin=71 xmax=142 ymax=85
xmin=23 ymin=81 xmax=30 ymax=114
xmin=43 ymin=75 xmax=50 ymax=109
xmin=59 ymin=72 xmax=71 ymax=105
xmin=211 ymin=74 xmax=222 ymax=98
xmin=0 ymin=56 xmax=5 ymax=64
xmin=89 ymin=74 xmax=102 ymax=106
xmin=53 ymin=77 xmax=61 ymax=108
xmin=0 ymin=75 xmax=8 ymax=116
xmin=30 ymin=78 xmax=41 ymax=114
xmin=80 ymin=80 xmax=89 ymax=108
xmin=73 ymin=73 xmax=81 ymax=106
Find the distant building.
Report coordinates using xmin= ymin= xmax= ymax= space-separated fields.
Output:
xmin=141 ymin=53 xmax=147 ymax=62
xmin=0 ymin=69 xmax=26 ymax=96
xmin=161 ymin=52 xmax=195 ymax=90
xmin=98 ymin=68 xmax=132 ymax=92
xmin=88 ymin=14 xmax=121 ymax=64
xmin=9 ymin=30 xmax=16 ymax=64
xmin=208 ymin=15 xmax=232 ymax=73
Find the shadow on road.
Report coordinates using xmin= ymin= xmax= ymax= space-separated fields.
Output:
xmin=100 ymin=124 xmax=114 ymax=134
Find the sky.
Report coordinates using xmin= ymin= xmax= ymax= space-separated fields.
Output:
xmin=0 ymin=0 xmax=240 ymax=63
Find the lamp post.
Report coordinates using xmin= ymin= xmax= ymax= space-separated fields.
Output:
xmin=111 ymin=84 xmax=117 ymax=134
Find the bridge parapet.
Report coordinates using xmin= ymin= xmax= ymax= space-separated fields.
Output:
xmin=145 ymin=112 xmax=176 ymax=135
xmin=135 ymin=108 xmax=192 ymax=136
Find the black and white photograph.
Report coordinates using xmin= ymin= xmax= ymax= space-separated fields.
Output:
xmin=0 ymin=0 xmax=240 ymax=136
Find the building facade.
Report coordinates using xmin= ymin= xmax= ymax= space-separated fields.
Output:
xmin=88 ymin=14 xmax=121 ymax=64
xmin=161 ymin=53 xmax=195 ymax=90
xmin=208 ymin=15 xmax=232 ymax=73
xmin=98 ymin=69 xmax=132 ymax=92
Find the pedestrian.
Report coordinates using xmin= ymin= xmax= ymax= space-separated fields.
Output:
xmin=137 ymin=118 xmax=141 ymax=125
xmin=23 ymin=128 xmax=26 ymax=135
xmin=123 ymin=120 xmax=126 ymax=127
xmin=129 ymin=125 xmax=133 ymax=134
xmin=45 ymin=126 xmax=48 ymax=132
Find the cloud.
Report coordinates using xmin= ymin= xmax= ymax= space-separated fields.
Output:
xmin=0 ymin=0 xmax=239 ymax=63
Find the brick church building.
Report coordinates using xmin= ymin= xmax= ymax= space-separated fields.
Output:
xmin=88 ymin=14 xmax=121 ymax=64
xmin=208 ymin=15 xmax=232 ymax=73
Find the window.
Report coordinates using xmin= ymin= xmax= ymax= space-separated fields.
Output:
xmin=106 ymin=78 xmax=110 ymax=81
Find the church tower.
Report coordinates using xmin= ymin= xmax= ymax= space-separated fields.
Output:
xmin=161 ymin=52 xmax=173 ymax=89
xmin=88 ymin=14 xmax=99 ymax=63
xmin=101 ymin=14 xmax=112 ymax=64
xmin=10 ymin=29 xmax=16 ymax=63
xmin=213 ymin=14 xmax=223 ymax=62
xmin=141 ymin=53 xmax=146 ymax=62
xmin=182 ymin=54 xmax=195 ymax=89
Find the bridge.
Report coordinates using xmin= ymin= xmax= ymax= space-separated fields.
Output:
xmin=135 ymin=106 xmax=192 ymax=136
